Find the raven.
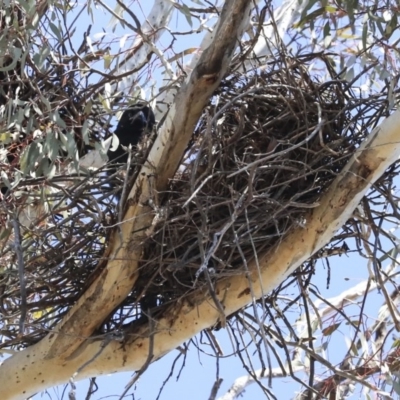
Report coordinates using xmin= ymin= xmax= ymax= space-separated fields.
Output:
xmin=106 ymin=104 xmax=155 ymax=199
xmin=107 ymin=104 xmax=155 ymax=165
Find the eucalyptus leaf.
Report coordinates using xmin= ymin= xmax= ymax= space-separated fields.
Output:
xmin=81 ymin=119 xmax=90 ymax=145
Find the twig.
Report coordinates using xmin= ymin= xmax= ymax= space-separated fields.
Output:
xmin=228 ymin=112 xmax=324 ymax=178
xmin=12 ymin=215 xmax=27 ymax=334
xmin=195 ymin=187 xmax=248 ymax=279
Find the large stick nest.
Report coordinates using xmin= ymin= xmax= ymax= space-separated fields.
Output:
xmin=133 ymin=55 xmax=365 ymax=316
xmin=0 ymin=50 xmax=393 ymax=348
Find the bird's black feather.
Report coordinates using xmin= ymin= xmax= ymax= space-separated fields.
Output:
xmin=107 ymin=104 xmax=155 ymax=199
xmin=107 ymin=104 xmax=155 ymax=164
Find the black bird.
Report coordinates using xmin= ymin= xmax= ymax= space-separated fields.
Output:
xmin=107 ymin=104 xmax=155 ymax=199
xmin=107 ymin=104 xmax=155 ymax=165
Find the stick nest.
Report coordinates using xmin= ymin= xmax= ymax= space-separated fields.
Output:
xmin=135 ymin=56 xmax=363 ymax=315
xmin=0 ymin=52 xmax=390 ymax=348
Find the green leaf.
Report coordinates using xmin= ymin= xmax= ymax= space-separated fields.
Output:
xmin=35 ymin=157 xmax=49 ymax=177
xmin=347 ymin=2 xmax=355 ymax=27
xmin=322 ymin=322 xmax=341 ymax=336
xmin=299 ymin=0 xmax=319 ymax=21
xmin=362 ymin=22 xmax=368 ymax=50
xmin=323 ymin=22 xmax=332 ymax=47
xmin=51 ymin=111 xmax=67 ymax=130
xmin=0 ymin=131 xmax=13 ymax=145
xmin=32 ymin=102 xmax=43 ymax=116
xmin=295 ymin=7 xmax=326 ymax=28
xmin=20 ymin=142 xmax=42 ymax=176
xmin=367 ymin=9 xmax=385 ymax=23
xmin=0 ymin=55 xmax=19 ymax=72
xmin=1 ymin=170 xmax=11 ymax=188
xmin=179 ymin=4 xmax=193 ymax=27
xmin=58 ymin=131 xmax=68 ymax=152
xmin=49 ymin=21 xmax=62 ymax=42
xmin=82 ymin=120 xmax=90 ymax=145
xmin=323 ymin=21 xmax=330 ymax=37
xmin=84 ymin=101 xmax=93 ymax=116
xmin=32 ymin=46 xmax=51 ymax=71
xmin=42 ymin=161 xmax=56 ymax=180
xmin=104 ymin=82 xmax=111 ymax=109
xmin=345 ymin=67 xmax=354 ymax=82
xmin=103 ymin=53 xmax=112 ymax=70
xmin=385 ymin=14 xmax=397 ymax=39
xmin=392 ymin=380 xmax=400 ymax=395
xmin=373 ymin=19 xmax=385 ymax=37
xmin=40 ymin=95 xmax=52 ymax=112
xmin=98 ymin=94 xmax=111 ymax=112
xmin=64 ymin=130 xmax=78 ymax=164
xmin=325 ymin=6 xmax=336 ymax=12
xmin=45 ymin=131 xmax=60 ymax=161
xmin=391 ymin=338 xmax=400 ymax=349
xmin=350 ymin=342 xmax=358 ymax=356
xmin=0 ymin=228 xmax=11 ymax=241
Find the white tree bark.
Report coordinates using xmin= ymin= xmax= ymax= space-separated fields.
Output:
xmin=252 ymin=0 xmax=309 ymax=58
xmin=105 ymin=0 xmax=175 ymax=93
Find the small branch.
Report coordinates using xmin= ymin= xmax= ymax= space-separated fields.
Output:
xmin=228 ymin=112 xmax=324 ymax=178
xmin=12 ymin=215 xmax=27 ymax=335
xmin=218 ymin=365 xmax=304 ymax=400
xmin=209 ymin=378 xmax=223 ymax=400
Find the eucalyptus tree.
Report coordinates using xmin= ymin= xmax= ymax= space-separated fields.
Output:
xmin=1 ymin=1 xmax=400 ymax=399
